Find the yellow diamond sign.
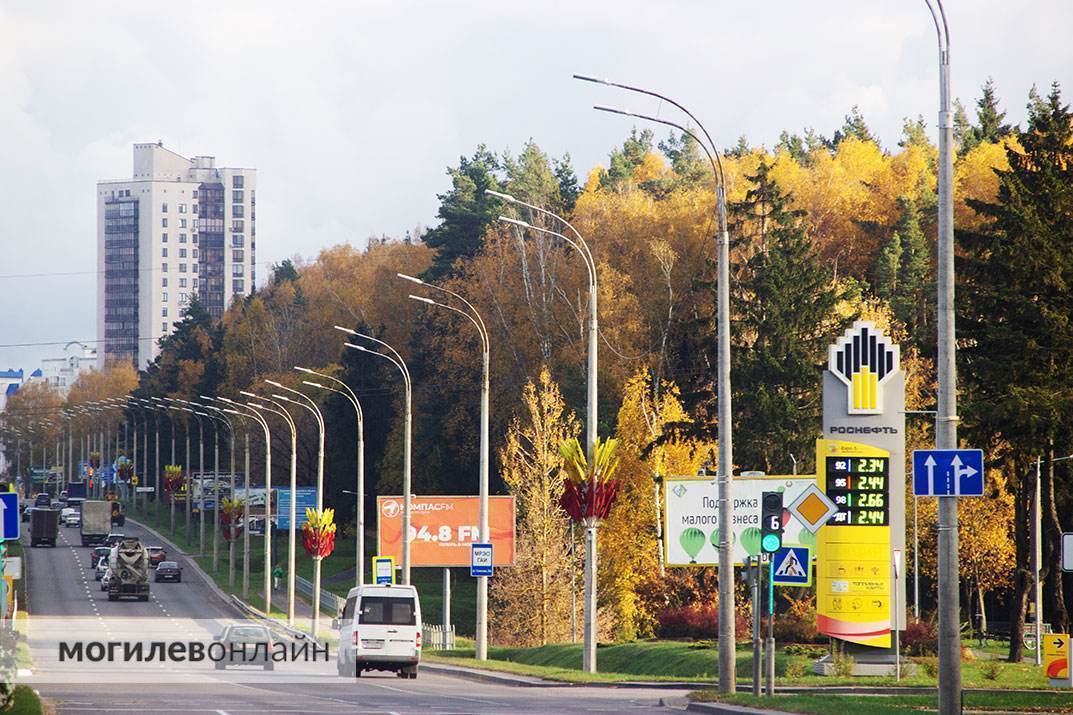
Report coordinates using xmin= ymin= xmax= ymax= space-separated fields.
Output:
xmin=788 ymin=484 xmax=839 ymax=534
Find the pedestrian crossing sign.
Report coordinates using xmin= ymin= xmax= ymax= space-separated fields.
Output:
xmin=771 ymin=545 xmax=812 ymax=587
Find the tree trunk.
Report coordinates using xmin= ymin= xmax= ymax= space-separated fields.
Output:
xmin=1008 ymin=458 xmax=1030 ymax=663
xmin=1043 ymin=445 xmax=1069 ymax=633
xmin=977 ymin=583 xmax=987 ymax=636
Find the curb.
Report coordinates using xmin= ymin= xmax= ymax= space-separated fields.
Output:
xmin=128 ymin=517 xmax=241 ymax=617
xmin=687 ymin=703 xmax=786 ymax=715
xmin=420 ymin=662 xmax=565 ymax=688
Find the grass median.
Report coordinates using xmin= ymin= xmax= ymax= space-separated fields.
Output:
xmin=691 ymin=691 xmax=1073 ymax=714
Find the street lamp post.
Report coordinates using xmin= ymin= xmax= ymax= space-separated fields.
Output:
xmin=493 ymin=208 xmax=601 ymax=673
xmin=573 ymin=74 xmax=735 ymax=689
xmin=922 ymin=3 xmax=960 ymax=712
xmin=296 ymin=366 xmax=365 ymax=588
xmin=222 ymin=397 xmax=273 ymax=611
xmin=270 ymin=384 xmax=327 ymax=639
xmin=336 ymin=326 xmax=414 ymax=585
xmin=244 ymin=392 xmax=297 ymax=625
xmin=397 ymin=272 xmax=492 ymax=661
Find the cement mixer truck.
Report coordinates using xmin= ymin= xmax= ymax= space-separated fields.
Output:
xmin=108 ymin=538 xmax=150 ymax=601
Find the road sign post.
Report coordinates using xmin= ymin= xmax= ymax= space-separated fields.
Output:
xmin=470 ymin=543 xmax=493 ymax=578
xmin=1062 ymin=533 xmax=1073 ymax=573
xmin=372 ymin=556 xmax=395 ymax=585
xmin=912 ymin=450 xmax=984 ymax=497
xmin=0 ymin=494 xmax=19 ymax=542
xmin=772 ymin=546 xmax=812 ymax=587
xmin=1044 ymin=633 xmax=1069 ymax=686
xmin=893 ymin=549 xmax=903 ymax=682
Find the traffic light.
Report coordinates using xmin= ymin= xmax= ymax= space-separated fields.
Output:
xmin=760 ymin=491 xmax=784 ymax=554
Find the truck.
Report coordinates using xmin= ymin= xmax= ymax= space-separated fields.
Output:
xmin=29 ymin=508 xmax=59 ymax=547
xmin=110 ymin=500 xmax=125 ymax=527
xmin=81 ymin=500 xmax=111 ymax=546
xmin=108 ymin=538 xmax=150 ymax=601
xmin=66 ymin=481 xmax=87 ymax=505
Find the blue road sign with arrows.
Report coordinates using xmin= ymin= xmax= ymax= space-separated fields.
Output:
xmin=913 ymin=449 xmax=984 ymax=496
xmin=0 ymin=493 xmax=19 ymax=541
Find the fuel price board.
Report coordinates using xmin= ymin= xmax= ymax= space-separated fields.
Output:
xmin=824 ymin=455 xmax=890 ymax=527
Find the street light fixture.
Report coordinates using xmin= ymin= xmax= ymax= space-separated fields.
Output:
xmin=336 ymin=326 xmax=414 ymax=585
xmin=575 ymin=72 xmax=735 ymax=689
xmin=399 ymin=272 xmax=493 ymax=661
xmin=297 ymin=366 xmax=365 ymax=588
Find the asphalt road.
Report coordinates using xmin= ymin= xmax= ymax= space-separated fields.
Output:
xmin=19 ymin=515 xmax=692 ymax=714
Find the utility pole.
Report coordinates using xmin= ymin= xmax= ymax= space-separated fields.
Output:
xmin=925 ymin=2 xmax=961 ymax=713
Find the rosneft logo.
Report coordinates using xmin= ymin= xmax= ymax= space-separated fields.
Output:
xmin=828 ymin=321 xmax=899 ymax=415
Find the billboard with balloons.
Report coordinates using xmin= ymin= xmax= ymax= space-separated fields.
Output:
xmin=664 ymin=475 xmax=816 ymax=567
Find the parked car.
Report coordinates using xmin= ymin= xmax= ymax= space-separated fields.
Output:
xmin=335 ymin=584 xmax=422 ymax=679
xmin=89 ymin=546 xmax=112 ymax=569
xmin=95 ymin=556 xmax=109 ymax=581
xmin=104 ymin=533 xmax=125 ymax=547
xmin=64 ymin=512 xmax=81 ymax=528
xmin=147 ymin=546 xmax=166 ymax=568
xmin=213 ymin=624 xmax=273 ymax=670
xmin=154 ymin=561 xmax=182 ymax=583
xmin=100 ymin=567 xmax=115 ymax=591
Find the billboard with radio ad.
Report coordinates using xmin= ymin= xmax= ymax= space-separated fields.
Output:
xmin=376 ymin=495 xmax=516 ymax=568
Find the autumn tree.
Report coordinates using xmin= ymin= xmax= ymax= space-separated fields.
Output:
xmin=490 ymin=368 xmax=581 ymax=646
xmin=601 ymin=370 xmax=713 ymax=639
xmin=1 ymin=380 xmax=65 ymax=478
xmin=959 ymin=83 xmax=1073 ymax=660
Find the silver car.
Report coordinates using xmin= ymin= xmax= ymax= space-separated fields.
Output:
xmin=100 ymin=567 xmax=115 ymax=591
xmin=95 ymin=557 xmax=108 ymax=581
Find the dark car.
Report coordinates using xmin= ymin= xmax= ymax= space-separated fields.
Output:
xmin=89 ymin=546 xmax=111 ymax=569
xmin=34 ymin=493 xmax=51 ymax=508
xmin=147 ymin=546 xmax=166 ymax=567
xmin=213 ymin=624 xmax=273 ymax=670
xmin=154 ymin=561 xmax=182 ymax=583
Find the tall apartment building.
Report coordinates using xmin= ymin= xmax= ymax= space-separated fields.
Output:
xmin=97 ymin=142 xmax=256 ymax=368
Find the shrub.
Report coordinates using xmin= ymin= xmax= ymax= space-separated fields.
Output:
xmin=980 ymin=659 xmax=1001 ymax=681
xmin=784 ymin=643 xmax=826 ymax=658
xmin=773 ymin=594 xmax=824 ymax=644
xmin=832 ymin=645 xmax=856 ymax=677
xmin=784 ymin=661 xmax=808 ymax=679
xmin=655 ymin=605 xmax=750 ymax=641
xmin=918 ymin=656 xmax=939 ymax=678
xmin=902 ymin=616 xmax=938 ymax=656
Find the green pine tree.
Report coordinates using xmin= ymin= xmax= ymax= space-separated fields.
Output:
xmin=968 ymin=78 xmax=1013 ymax=147
xmin=891 ymin=197 xmax=931 ymax=344
xmin=422 ymin=146 xmax=503 ymax=279
xmin=832 ymin=106 xmax=877 ymax=146
xmin=873 ymin=231 xmax=902 ymax=302
xmin=600 ymin=129 xmax=653 ymax=190
xmin=959 ymin=82 xmax=1073 ymax=659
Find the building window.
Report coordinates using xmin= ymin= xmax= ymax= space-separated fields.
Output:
xmin=233 ymin=175 xmax=244 ymax=188
xmin=192 ymin=279 xmax=199 ymax=290
xmin=232 ymin=234 xmax=244 ymax=247
xmin=162 ymin=218 xmax=168 ymax=227
xmin=162 ymin=322 xmax=168 ymax=333
xmin=179 ymin=233 xmax=187 ymax=243
xmin=179 ymin=218 xmax=187 ymax=228
xmin=161 ymin=202 xmax=168 ymax=213
xmin=179 ymin=203 xmax=186 ymax=214
xmin=161 ymin=233 xmax=168 ymax=243
xmin=162 ymin=262 xmax=168 ymax=272
xmin=178 ymin=248 xmax=186 ymax=258
xmin=162 ymin=306 xmax=168 ymax=317
xmin=192 ymin=190 xmax=198 ymax=200
xmin=192 ymin=248 xmax=199 ymax=259
xmin=233 ymin=279 xmax=245 ymax=293
xmin=232 ymin=190 xmax=244 ymax=203
xmin=192 ymin=263 xmax=198 ymax=273
xmin=232 ymin=204 xmax=244 ymax=218
xmin=161 ymin=247 xmax=168 ymax=257
xmin=180 ymin=292 xmax=188 ymax=304
xmin=233 ymin=249 xmax=244 ymax=262
xmin=232 ymin=263 xmax=245 ymax=277
xmin=162 ymin=277 xmax=168 ymax=287
xmin=232 ymin=220 xmax=244 ymax=232
xmin=179 ymin=278 xmax=187 ymax=288
xmin=162 ymin=292 xmax=168 ymax=303
xmin=192 ymin=234 xmax=199 ymax=244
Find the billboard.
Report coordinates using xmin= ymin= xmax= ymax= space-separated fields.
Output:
xmin=664 ymin=475 xmax=816 ymax=567
xmin=277 ymin=487 xmax=318 ymax=530
xmin=377 ymin=496 xmax=516 ymax=568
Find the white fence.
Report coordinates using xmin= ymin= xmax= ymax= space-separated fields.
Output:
xmin=423 ymin=623 xmax=455 ymax=650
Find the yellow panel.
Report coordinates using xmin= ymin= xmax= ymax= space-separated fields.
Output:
xmin=816 ymin=439 xmax=892 ymax=649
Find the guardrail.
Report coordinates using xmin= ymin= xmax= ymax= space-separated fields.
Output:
xmin=423 ymin=623 xmax=455 ymax=650
xmin=295 ymin=575 xmax=346 ymax=615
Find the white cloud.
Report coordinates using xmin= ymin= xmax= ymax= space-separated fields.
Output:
xmin=0 ymin=0 xmax=1070 ymax=371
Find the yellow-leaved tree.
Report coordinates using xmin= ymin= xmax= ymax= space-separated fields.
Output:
xmin=600 ymin=370 xmax=715 ymax=640
xmin=490 ymin=368 xmax=581 ymax=646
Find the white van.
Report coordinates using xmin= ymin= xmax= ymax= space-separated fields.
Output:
xmin=335 ymin=584 xmax=421 ymax=678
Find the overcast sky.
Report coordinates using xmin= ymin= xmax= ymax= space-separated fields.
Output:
xmin=1 ymin=0 xmax=1070 ymax=374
